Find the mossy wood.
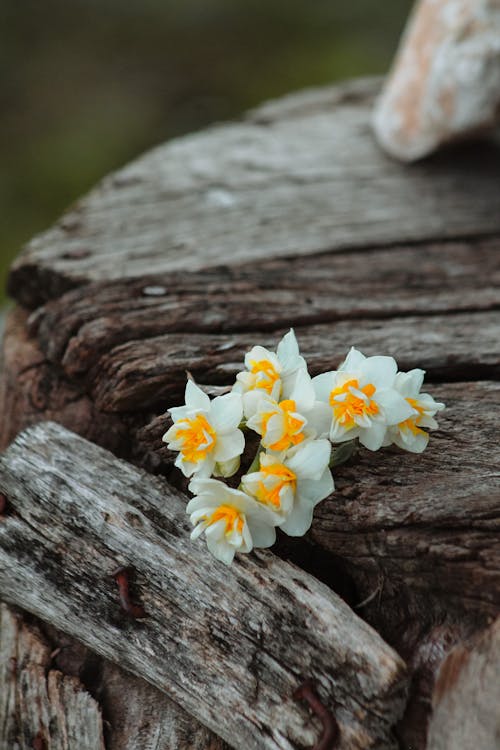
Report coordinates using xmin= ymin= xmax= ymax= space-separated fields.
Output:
xmin=0 ymin=77 xmax=499 ymax=749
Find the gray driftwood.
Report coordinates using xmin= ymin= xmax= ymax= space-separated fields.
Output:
xmin=0 ymin=421 xmax=408 ymax=750
xmin=8 ymin=78 xmax=500 ymax=308
xmin=0 ymin=604 xmax=105 ymax=750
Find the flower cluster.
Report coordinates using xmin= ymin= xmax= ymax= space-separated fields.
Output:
xmin=163 ymin=330 xmax=444 ymax=564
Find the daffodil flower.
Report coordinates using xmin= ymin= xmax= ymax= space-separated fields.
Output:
xmin=241 ymin=439 xmax=334 ymax=536
xmin=187 ymin=478 xmax=279 ymax=564
xmin=384 ymin=369 xmax=445 ymax=453
xmin=245 ymin=367 xmax=318 ymax=451
xmin=312 ymin=347 xmax=415 ymax=451
xmin=233 ymin=329 xmax=308 ymax=418
xmin=163 ymin=380 xmax=244 ymax=478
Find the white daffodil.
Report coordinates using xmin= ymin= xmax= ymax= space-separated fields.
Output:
xmin=163 ymin=380 xmax=244 ymax=478
xmin=312 ymin=347 xmax=416 ymax=451
xmin=187 ymin=478 xmax=279 ymax=564
xmin=246 ymin=368 xmax=317 ymax=451
xmin=233 ymin=329 xmax=308 ymax=418
xmin=241 ymin=439 xmax=334 ymax=536
xmin=385 ymin=369 xmax=445 ymax=453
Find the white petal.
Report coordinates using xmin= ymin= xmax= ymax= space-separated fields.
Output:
xmin=168 ymin=405 xmax=189 ymax=423
xmin=210 ymin=392 xmax=243 ymax=433
xmin=330 ymin=421 xmax=360 ymax=443
xmin=162 ymin=424 xmax=179 ymax=444
xmin=296 ymin=468 xmax=334 ymax=505
xmin=306 ymin=401 xmax=332 ymax=438
xmin=289 ymin=368 xmax=316 ymax=412
xmin=213 ymin=456 xmax=241 ymax=478
xmin=279 ymin=500 xmax=315 ymax=537
xmin=185 ymin=379 xmax=210 ymax=410
xmin=247 ymin=521 xmax=276 ymax=548
xmin=312 ymin=372 xmax=335 ymax=403
xmin=286 ymin=439 xmax=331 ymax=480
xmin=339 ymin=347 xmax=366 ymax=371
xmin=395 ymin=369 xmax=425 ymax=397
xmin=190 ymin=522 xmax=207 ymax=540
xmin=276 ymin=329 xmax=299 ymax=368
xmin=213 ymin=430 xmax=245 ymax=461
xmin=205 ymin=518 xmax=227 ymax=543
xmin=262 ymin=412 xmax=285 ymax=447
xmin=359 ymin=422 xmax=387 ymax=451
xmin=244 ymin=346 xmax=280 ymax=372
xmin=360 ymin=356 xmax=397 ymax=388
xmin=193 ymin=455 xmax=216 ymax=478
xmin=394 ymin=428 xmax=429 ymax=454
xmin=376 ymin=389 xmax=415 ymax=425
xmin=206 ymin=537 xmax=236 ymax=565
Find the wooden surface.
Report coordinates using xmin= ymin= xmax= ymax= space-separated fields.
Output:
xmin=0 ymin=422 xmax=408 ymax=750
xmin=1 ymin=75 xmax=499 ymax=749
xmin=8 ymin=78 xmax=500 ymax=308
xmin=427 ymin=617 xmax=500 ymax=750
xmin=0 ymin=604 xmax=105 ymax=750
xmin=0 ymin=603 xmax=228 ymax=750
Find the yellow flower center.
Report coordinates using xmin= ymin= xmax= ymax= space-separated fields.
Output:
xmin=176 ymin=414 xmax=216 ymax=463
xmin=261 ymin=399 xmax=305 ymax=452
xmin=329 ymin=379 xmax=379 ymax=429
xmin=208 ymin=504 xmax=244 ymax=534
xmin=249 ymin=359 xmax=280 ymax=394
xmin=256 ymin=462 xmax=297 ymax=509
xmin=399 ymin=397 xmax=425 ymax=435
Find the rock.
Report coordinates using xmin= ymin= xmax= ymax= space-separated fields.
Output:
xmin=373 ymin=0 xmax=500 ymax=162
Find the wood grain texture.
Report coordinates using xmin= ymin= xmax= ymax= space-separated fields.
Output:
xmin=83 ymin=311 xmax=500 ymax=413
xmin=311 ymin=380 xmax=500 ymax=623
xmin=427 ymin=617 xmax=500 ymax=750
xmin=99 ymin=661 xmax=230 ymax=750
xmin=0 ymin=604 xmax=105 ymax=750
xmin=0 ymin=422 xmax=408 ymax=750
xmin=0 ymin=307 xmax=129 ymax=457
xmin=8 ymin=78 xmax=500 ymax=309
xmin=30 ymin=235 xmax=500 ymax=361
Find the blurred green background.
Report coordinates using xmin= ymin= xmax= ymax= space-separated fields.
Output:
xmin=1 ymin=0 xmax=413 ymax=301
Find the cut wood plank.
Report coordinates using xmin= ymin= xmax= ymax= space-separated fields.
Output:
xmin=0 ymin=604 xmax=105 ymax=750
xmin=427 ymin=617 xmax=500 ymax=750
xmin=0 ymin=422 xmax=408 ymax=750
xmin=28 ymin=235 xmax=500 ymax=378
xmin=8 ymin=79 xmax=500 ymax=309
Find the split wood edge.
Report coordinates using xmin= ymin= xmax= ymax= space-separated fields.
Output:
xmin=0 ymin=421 xmax=408 ymax=750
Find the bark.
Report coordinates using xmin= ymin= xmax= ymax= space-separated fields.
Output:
xmin=0 ymin=421 xmax=408 ymax=750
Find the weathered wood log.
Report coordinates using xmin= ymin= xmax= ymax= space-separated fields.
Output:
xmin=2 ymin=74 xmax=499 ymax=749
xmin=0 ymin=421 xmax=409 ymax=750
xmin=0 ymin=603 xmax=229 ymax=750
xmin=427 ymin=617 xmax=500 ymax=750
xmin=0 ymin=604 xmax=105 ymax=750
xmin=8 ymin=79 xmax=500 ymax=309
xmin=37 ymin=307 xmax=500 ymax=413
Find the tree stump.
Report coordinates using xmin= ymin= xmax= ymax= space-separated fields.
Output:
xmin=0 ymin=78 xmax=499 ymax=749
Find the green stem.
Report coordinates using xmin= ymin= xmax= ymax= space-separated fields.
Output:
xmin=329 ymin=440 xmax=357 ymax=468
